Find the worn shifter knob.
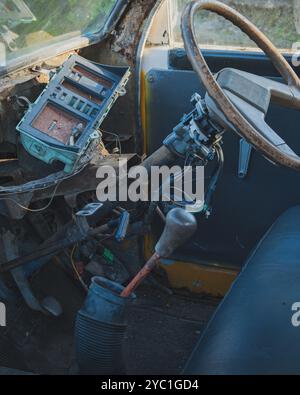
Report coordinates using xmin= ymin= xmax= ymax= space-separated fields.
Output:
xmin=155 ymin=208 xmax=197 ymax=258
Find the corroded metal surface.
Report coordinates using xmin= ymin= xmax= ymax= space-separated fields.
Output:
xmin=181 ymin=0 xmax=300 ymax=170
xmin=32 ymin=104 xmax=86 ymax=144
xmin=121 ymin=252 xmax=160 ymax=297
xmin=111 ymin=0 xmax=159 ymax=63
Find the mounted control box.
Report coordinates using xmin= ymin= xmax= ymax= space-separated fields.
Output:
xmin=17 ymin=54 xmax=130 ymax=173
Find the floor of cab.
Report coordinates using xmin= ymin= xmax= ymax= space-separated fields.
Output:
xmin=126 ymin=286 xmax=219 ymax=375
xmin=0 ymin=263 xmax=219 ymax=375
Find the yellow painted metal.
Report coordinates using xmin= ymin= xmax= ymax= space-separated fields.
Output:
xmin=143 ymin=234 xmax=238 ymax=297
xmin=140 ymin=70 xmax=149 ymax=154
xmin=163 ymin=262 xmax=238 ymax=298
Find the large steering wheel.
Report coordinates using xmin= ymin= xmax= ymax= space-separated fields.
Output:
xmin=181 ymin=0 xmax=300 ymax=170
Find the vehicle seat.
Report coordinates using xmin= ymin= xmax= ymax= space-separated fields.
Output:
xmin=183 ymin=206 xmax=300 ymax=375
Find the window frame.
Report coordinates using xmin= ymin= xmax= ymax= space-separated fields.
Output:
xmin=0 ymin=0 xmax=128 ymax=77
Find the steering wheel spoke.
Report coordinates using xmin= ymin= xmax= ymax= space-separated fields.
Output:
xmin=216 ymin=69 xmax=300 ymax=112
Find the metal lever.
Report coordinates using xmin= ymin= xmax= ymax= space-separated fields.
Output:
xmin=121 ymin=208 xmax=197 ymax=297
xmin=238 ymin=138 xmax=252 ymax=179
xmin=2 ymin=231 xmax=62 ymax=317
xmin=0 ymin=203 xmax=110 ymax=274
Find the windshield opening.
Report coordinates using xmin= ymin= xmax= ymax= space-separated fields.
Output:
xmin=171 ymin=0 xmax=300 ymax=53
xmin=0 ymin=0 xmax=118 ymax=68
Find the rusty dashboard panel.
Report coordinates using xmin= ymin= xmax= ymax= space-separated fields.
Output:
xmin=16 ymin=54 xmax=130 ymax=173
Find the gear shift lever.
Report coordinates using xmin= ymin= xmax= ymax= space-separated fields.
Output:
xmin=121 ymin=208 xmax=197 ymax=297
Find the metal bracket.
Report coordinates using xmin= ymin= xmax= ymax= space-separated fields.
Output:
xmin=238 ymin=139 xmax=252 ymax=179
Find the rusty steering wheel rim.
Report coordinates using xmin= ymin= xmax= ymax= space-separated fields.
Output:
xmin=181 ymin=0 xmax=300 ymax=170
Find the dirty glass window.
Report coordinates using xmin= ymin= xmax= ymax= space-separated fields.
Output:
xmin=172 ymin=0 xmax=300 ymax=52
xmin=0 ymin=0 xmax=117 ymax=64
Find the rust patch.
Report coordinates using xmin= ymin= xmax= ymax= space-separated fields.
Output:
xmin=121 ymin=252 xmax=160 ymax=297
xmin=32 ymin=103 xmax=86 ymax=144
xmin=111 ymin=0 xmax=159 ymax=63
xmin=62 ymin=81 xmax=102 ymax=105
xmin=72 ymin=65 xmax=113 ymax=89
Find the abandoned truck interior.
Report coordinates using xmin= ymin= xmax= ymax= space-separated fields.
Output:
xmin=1 ymin=0 xmax=300 ymax=376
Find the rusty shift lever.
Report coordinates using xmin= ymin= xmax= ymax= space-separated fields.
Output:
xmin=121 ymin=208 xmax=197 ymax=298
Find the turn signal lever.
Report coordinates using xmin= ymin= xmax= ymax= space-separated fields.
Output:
xmin=121 ymin=208 xmax=197 ymax=297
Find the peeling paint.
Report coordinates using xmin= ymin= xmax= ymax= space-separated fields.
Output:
xmin=111 ymin=0 xmax=159 ymax=63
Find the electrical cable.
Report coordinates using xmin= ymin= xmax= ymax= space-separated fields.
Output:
xmin=100 ymin=129 xmax=122 ymax=154
xmin=70 ymin=245 xmax=88 ymax=292
xmin=0 ymin=180 xmax=62 ymax=212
